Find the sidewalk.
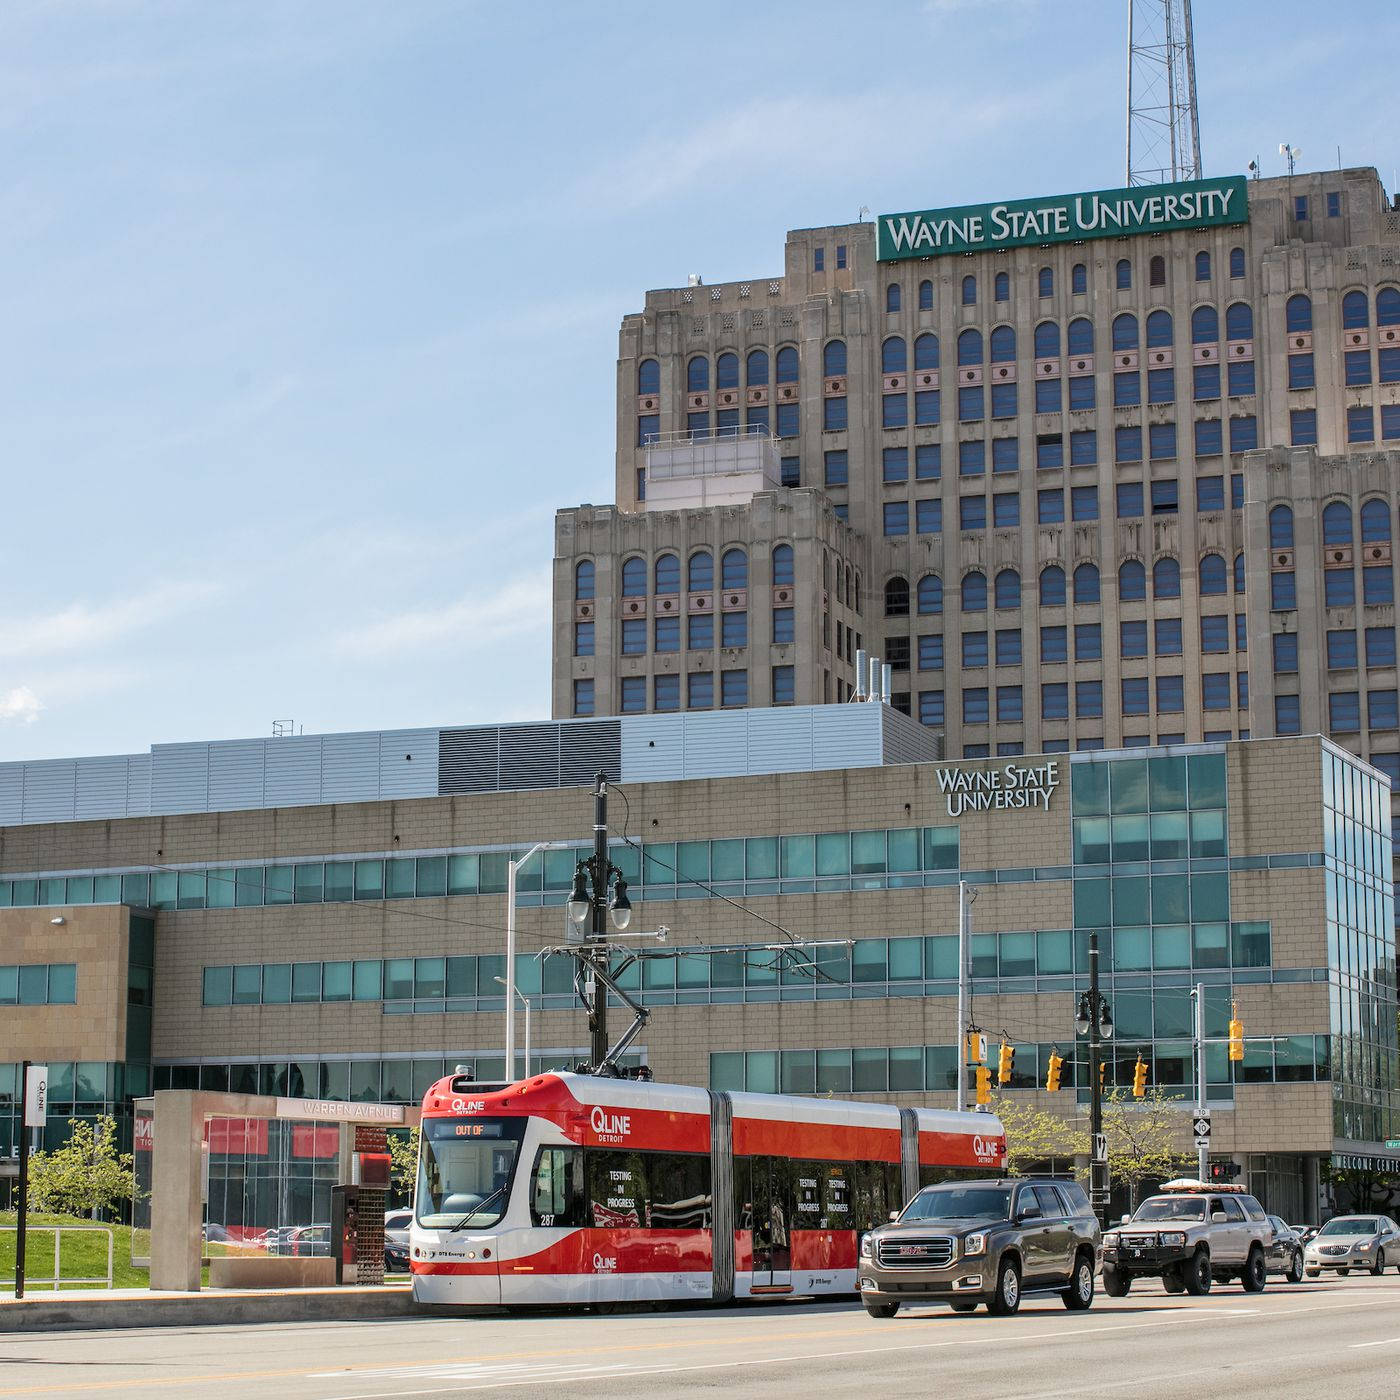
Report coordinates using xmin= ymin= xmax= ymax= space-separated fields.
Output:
xmin=0 ymin=1282 xmax=419 ymax=1332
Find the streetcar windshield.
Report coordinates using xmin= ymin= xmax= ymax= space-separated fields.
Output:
xmin=901 ymin=1186 xmax=1012 ymax=1222
xmin=416 ymin=1118 xmax=527 ymax=1229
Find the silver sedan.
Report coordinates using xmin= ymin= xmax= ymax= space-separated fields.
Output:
xmin=1303 ymin=1215 xmax=1400 ymax=1277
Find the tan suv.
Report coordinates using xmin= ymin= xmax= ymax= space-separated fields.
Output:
xmin=858 ymin=1178 xmax=1101 ymax=1317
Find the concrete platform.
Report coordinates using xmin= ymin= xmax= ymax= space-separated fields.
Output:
xmin=0 ymin=1283 xmax=418 ymax=1332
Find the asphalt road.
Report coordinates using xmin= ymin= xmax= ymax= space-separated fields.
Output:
xmin=3 ymin=1275 xmax=1400 ymax=1399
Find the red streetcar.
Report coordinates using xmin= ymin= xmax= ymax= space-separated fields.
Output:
xmin=410 ymin=1070 xmax=1005 ymax=1307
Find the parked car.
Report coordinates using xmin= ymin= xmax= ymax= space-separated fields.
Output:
xmin=384 ymin=1209 xmax=412 ymax=1247
xmin=384 ymin=1239 xmax=410 ymax=1273
xmin=1265 ymin=1215 xmax=1305 ymax=1283
xmin=857 ymin=1177 xmax=1101 ymax=1317
xmin=1292 ymin=1223 xmax=1320 ymax=1247
xmin=289 ymin=1224 xmax=332 ymax=1257
xmin=1303 ymin=1215 xmax=1400 ymax=1277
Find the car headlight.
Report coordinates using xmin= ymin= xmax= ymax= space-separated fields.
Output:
xmin=1356 ymin=1241 xmax=1372 ymax=1252
xmin=859 ymin=1234 xmax=873 ymax=1259
xmin=1103 ymin=1232 xmax=1119 ymax=1246
xmin=1160 ymin=1232 xmax=1186 ymax=1247
xmin=962 ymin=1232 xmax=987 ymax=1256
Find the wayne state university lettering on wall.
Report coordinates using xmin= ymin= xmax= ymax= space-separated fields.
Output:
xmin=877 ymin=175 xmax=1247 ymax=261
xmin=936 ymin=760 xmax=1061 ymax=817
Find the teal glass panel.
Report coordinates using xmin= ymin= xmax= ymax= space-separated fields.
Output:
xmin=12 ymin=879 xmax=37 ymax=906
xmin=413 ymin=957 xmax=446 ymax=998
xmin=354 ymin=860 xmax=384 ymax=900
xmin=1113 ymin=989 xmax=1152 ymax=1038
xmin=644 ymin=957 xmax=676 ymax=990
xmin=922 ymin=827 xmax=959 ymax=871
xmin=1037 ymin=929 xmax=1072 ymax=973
xmin=745 ymin=951 xmax=778 ymax=986
xmin=816 ymin=944 xmax=850 ymax=984
xmin=48 ymin=963 xmax=76 ymax=1003
xmin=744 ymin=837 xmax=779 ymax=880
xmin=675 ymin=953 xmax=709 ymax=989
xmin=971 ymin=933 xmax=998 ymax=977
xmin=643 ymin=843 xmax=676 ymax=884
xmin=1153 ymin=1040 xmax=1193 ymax=1087
xmin=1191 ymin=872 xmax=1229 ymax=920
xmin=1152 ymin=923 xmax=1191 ymax=969
xmin=1153 ymin=988 xmax=1194 ymax=1037
xmin=1112 ymin=814 xmax=1150 ymax=862
xmin=676 ymin=841 xmax=710 ymax=883
xmin=925 ymin=936 xmax=958 ymax=979
xmin=385 ymin=859 xmax=416 ymax=899
xmin=816 ymin=832 xmax=850 ymax=876
xmin=1275 ymin=1036 xmax=1315 ymax=1081
xmin=446 ymin=853 xmax=479 ymax=895
xmin=352 ymin=960 xmax=383 ymax=1000
xmin=513 ymin=852 xmax=542 ymax=893
xmin=541 ymin=849 xmax=574 ymax=891
xmin=208 ymin=868 xmax=236 ymax=908
xmin=1231 ymin=921 xmax=1271 ymax=967
xmin=291 ymin=962 xmax=322 ymax=1002
xmin=321 ymin=1061 xmax=350 ymax=1101
xmin=381 ymin=1060 xmax=414 ymax=1103
xmin=709 ymin=951 xmax=743 ymax=988
xmin=66 ymin=877 xmax=93 ymax=905
xmin=384 ymin=959 xmax=414 ymax=999
xmin=1190 ymin=809 xmax=1227 ymax=858
xmin=202 ymin=966 xmax=233 ymax=1006
xmin=324 ymin=862 xmax=354 ymax=901
xmin=93 ymin=874 xmax=121 ymax=903
xmin=852 ymin=940 xmax=888 ymax=983
xmin=479 ymin=853 xmax=508 ymax=894
xmin=780 ymin=835 xmax=815 ymax=878
xmin=1192 ymin=922 xmax=1229 ymax=968
xmin=477 ymin=954 xmax=504 ymax=991
xmin=925 ymin=1046 xmax=958 ymax=1092
xmin=74 ymin=1062 xmax=108 ymax=1102
xmin=1112 ymin=876 xmax=1150 ymax=925
xmin=265 ymin=866 xmax=293 ymax=905
xmin=1074 ymin=817 xmax=1111 ymax=864
xmin=446 ymin=956 xmax=476 ymax=996
xmin=39 ymin=878 xmax=65 ymax=905
xmin=0 ymin=883 xmax=11 ymax=908
xmin=1150 ymin=811 xmax=1189 ymax=860
xmin=262 ymin=963 xmax=291 ymax=1003
xmin=174 ymin=872 xmax=205 ymax=910
xmin=853 ymin=1047 xmax=888 ymax=1092
xmin=293 ymin=864 xmax=324 ymax=903
xmin=231 ymin=965 xmax=262 ymax=1004
xmin=1188 ymin=752 xmax=1227 ymax=809
xmin=888 ymin=828 xmax=920 ymax=872
xmin=711 ymin=839 xmax=745 ymax=881
xmin=233 ymin=868 xmax=262 ymax=908
xmin=322 ymin=961 xmax=352 ymax=1001
xmin=609 ymin=844 xmax=641 ymax=884
xmin=1071 ymin=762 xmax=1110 ymax=815
xmin=350 ymin=1061 xmax=381 ymax=1102
xmin=890 ymin=1047 xmax=922 ymax=1090
xmin=746 ymin=1051 xmax=778 ymax=1093
xmin=888 ymin=936 xmax=923 ymax=981
xmin=816 ymin=1049 xmax=853 ymax=1094
xmin=1112 ymin=926 xmax=1151 ymax=970
xmin=999 ymin=931 xmax=1034 ymax=977
xmin=1148 ymin=755 xmax=1188 ymax=810
xmin=1109 ymin=758 xmax=1148 ymax=813
xmin=1151 ymin=873 xmax=1190 ymax=923
xmin=711 ymin=1052 xmax=744 ymax=1090
xmin=415 ymin=856 xmax=447 ymax=897
xmin=1073 ymin=877 xmax=1111 ymax=927
xmin=151 ymin=873 xmax=178 ymax=910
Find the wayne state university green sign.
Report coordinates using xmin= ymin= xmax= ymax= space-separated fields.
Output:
xmin=877 ymin=175 xmax=1248 ymax=262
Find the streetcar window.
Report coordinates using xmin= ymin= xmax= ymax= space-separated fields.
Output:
xmin=587 ymin=1150 xmax=648 ymax=1228
xmin=530 ymin=1146 xmax=584 ymax=1228
xmin=648 ymin=1153 xmax=712 ymax=1229
xmin=416 ymin=1118 xmax=525 ymax=1229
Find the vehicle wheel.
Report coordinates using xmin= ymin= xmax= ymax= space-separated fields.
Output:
xmin=1305 ymin=1268 xmax=1321 ymax=1278
xmin=1062 ymin=1252 xmax=1095 ymax=1311
xmin=1371 ymin=1249 xmax=1386 ymax=1276
xmin=1286 ymin=1250 xmax=1304 ymax=1284
xmin=987 ymin=1257 xmax=1022 ymax=1316
xmin=950 ymin=1302 xmax=978 ymax=1313
xmin=1241 ymin=1246 xmax=1267 ymax=1292
xmin=1338 ymin=1268 xmax=1350 ymax=1276
xmin=1183 ymin=1249 xmax=1212 ymax=1296
xmin=1162 ymin=1266 xmax=1185 ymax=1294
xmin=1101 ymin=1268 xmax=1131 ymax=1298
xmin=864 ymin=1301 xmax=900 ymax=1319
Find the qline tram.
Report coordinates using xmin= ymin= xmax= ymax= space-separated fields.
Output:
xmin=411 ymin=1070 xmax=1006 ymax=1307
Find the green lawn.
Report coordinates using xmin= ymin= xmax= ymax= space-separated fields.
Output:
xmin=0 ymin=1212 xmax=148 ymax=1290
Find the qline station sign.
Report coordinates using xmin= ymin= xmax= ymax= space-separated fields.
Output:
xmin=877 ymin=175 xmax=1248 ymax=262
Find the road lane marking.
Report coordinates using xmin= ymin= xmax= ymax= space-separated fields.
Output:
xmin=1350 ymin=1336 xmax=1400 ymax=1348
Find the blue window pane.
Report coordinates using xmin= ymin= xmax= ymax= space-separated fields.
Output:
xmin=1116 ymin=482 xmax=1143 ymax=518
xmin=962 ymin=631 xmax=988 ymax=667
xmin=915 ymin=499 xmax=942 ymax=534
xmin=915 ymin=443 xmax=940 ymax=479
xmin=1229 ymin=415 xmax=1257 ymax=452
xmin=823 ymin=397 xmax=848 ymax=431
xmin=991 ymin=382 xmax=1018 ymax=418
xmin=1272 ymin=633 xmax=1298 ymax=673
xmin=958 ymin=386 xmax=984 ymax=421
xmin=621 ymin=677 xmax=646 ymax=712
xmin=1275 ymin=695 xmax=1301 ymax=734
xmin=1324 ymin=570 xmax=1355 ymax=607
xmin=883 ymin=447 xmax=908 ymax=483
xmin=1327 ymin=630 xmax=1358 ymax=669
xmin=1041 ymin=625 xmax=1067 ymax=662
xmin=992 ymin=437 xmax=1018 ymax=473
xmin=1069 ymin=429 xmax=1096 ymax=465
xmin=1201 ymin=615 xmax=1229 ymax=653
xmin=1147 ymin=367 xmax=1175 ymax=404
xmin=1068 ymin=376 xmax=1095 ymax=410
xmin=915 ymin=390 xmax=940 ymax=425
xmin=959 ymin=439 xmax=986 ymax=475
xmin=1149 ymin=422 xmax=1177 ymax=460
xmin=1120 ymin=620 xmax=1147 ymax=657
xmin=1157 ymin=675 xmax=1185 ymax=712
xmin=1036 ymin=435 xmax=1064 ymax=469
xmin=1113 ymin=372 xmax=1141 ymax=407
xmin=1366 ymin=627 xmax=1397 ymax=667
xmin=1071 ymin=486 xmax=1098 ymax=521
xmin=1150 ymin=480 xmax=1179 ymax=515
xmin=919 ymin=690 xmax=945 ymax=725
xmin=1329 ymin=691 xmax=1360 ymax=732
xmin=1227 ymin=360 xmax=1255 ymax=396
xmin=918 ymin=635 xmax=944 ymax=670
xmin=654 ymin=674 xmax=680 ymax=711
xmin=963 ymin=687 xmax=989 ymax=724
xmin=1194 ymin=418 xmax=1223 ymax=456
xmin=1041 ymin=683 xmax=1069 ymax=720
xmin=1076 ymin=680 xmax=1103 ymax=718
xmin=824 ymin=450 xmax=848 ymax=486
xmin=1202 ymin=673 xmax=1231 ymax=710
xmin=1193 ymin=364 xmax=1220 ymax=401
xmin=776 ymin=403 xmax=800 ymax=438
xmin=1116 ymin=426 xmax=1142 ymax=462
xmin=1365 ymin=566 xmax=1395 ymax=605
xmin=997 ymin=628 xmax=1022 ymax=665
xmin=1075 ymin=623 xmax=1101 ymax=660
xmin=1290 ymin=409 xmax=1317 ymax=446
xmin=721 ymin=670 xmax=748 ymax=707
xmin=1034 ymin=379 xmax=1061 ymax=414
xmin=882 ymin=394 xmax=908 ymax=429
xmin=959 ymin=496 xmax=986 ymax=531
xmin=883 ymin=502 xmax=909 ymax=536
xmin=1271 ymin=571 xmax=1296 ymax=610
xmin=1348 ymin=405 xmax=1375 ymax=443
xmin=1122 ymin=678 xmax=1149 ymax=715
xmin=1287 ymin=354 xmax=1315 ymax=390
xmin=1196 ymin=476 xmax=1225 ymax=512
xmin=993 ymin=493 xmax=1020 ymax=528
xmin=1038 ymin=489 xmax=1064 ymax=524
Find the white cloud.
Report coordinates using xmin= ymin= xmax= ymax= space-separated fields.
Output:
xmin=0 ymin=580 xmax=223 ymax=660
xmin=0 ymin=686 xmax=43 ymax=724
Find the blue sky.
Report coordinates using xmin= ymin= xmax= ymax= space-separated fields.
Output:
xmin=1 ymin=0 xmax=1395 ymax=760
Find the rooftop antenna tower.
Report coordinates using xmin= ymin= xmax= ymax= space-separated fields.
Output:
xmin=1126 ymin=0 xmax=1202 ymax=186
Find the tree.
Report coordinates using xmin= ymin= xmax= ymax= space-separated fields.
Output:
xmin=988 ymin=1096 xmax=1082 ymax=1174
xmin=27 ymin=1116 xmax=134 ymax=1217
xmin=1101 ymin=1089 xmax=1194 ymax=1209
xmin=388 ymin=1127 xmax=421 ymax=1202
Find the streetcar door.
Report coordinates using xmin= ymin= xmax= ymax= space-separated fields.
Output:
xmin=750 ymin=1157 xmax=792 ymax=1291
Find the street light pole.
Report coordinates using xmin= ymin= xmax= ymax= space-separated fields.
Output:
xmin=495 ymin=978 xmax=534 ymax=1081
xmin=955 ymin=881 xmax=972 ymax=1112
xmin=1194 ymin=980 xmax=1208 ymax=1182
xmin=505 ymin=841 xmax=565 ymax=1082
xmin=1077 ymin=931 xmax=1114 ymax=1227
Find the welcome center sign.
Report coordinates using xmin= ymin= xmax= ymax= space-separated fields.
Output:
xmin=877 ymin=175 xmax=1248 ymax=262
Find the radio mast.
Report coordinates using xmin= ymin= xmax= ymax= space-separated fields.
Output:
xmin=1126 ymin=0 xmax=1202 ymax=186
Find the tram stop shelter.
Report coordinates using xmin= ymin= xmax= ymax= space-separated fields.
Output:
xmin=134 ymin=1091 xmax=421 ymax=1292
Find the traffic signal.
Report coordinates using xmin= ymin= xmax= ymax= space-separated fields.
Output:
xmin=1133 ymin=1055 xmax=1148 ymax=1098
xmin=997 ymin=1041 xmax=1014 ymax=1085
xmin=966 ymin=1030 xmax=986 ymax=1065
xmin=974 ymin=1064 xmax=992 ymax=1105
xmin=1046 ymin=1051 xmax=1063 ymax=1092
xmin=1228 ymin=1002 xmax=1244 ymax=1062
xmin=1098 ymin=1059 xmax=1106 ymax=1088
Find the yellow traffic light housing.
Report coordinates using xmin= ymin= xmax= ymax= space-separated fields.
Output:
xmin=997 ymin=1041 xmax=1014 ymax=1085
xmin=974 ymin=1064 xmax=992 ymax=1105
xmin=1228 ymin=1001 xmax=1244 ymax=1062
xmin=1132 ymin=1054 xmax=1148 ymax=1098
xmin=1098 ymin=1059 xmax=1107 ymax=1088
xmin=1045 ymin=1051 xmax=1063 ymax=1092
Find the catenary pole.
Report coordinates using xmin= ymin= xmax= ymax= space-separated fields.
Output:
xmin=955 ymin=882 xmax=970 ymax=1111
xmin=1196 ymin=981 xmax=1209 ymax=1181
xmin=1089 ymin=935 xmax=1104 ymax=1225
xmin=589 ymin=772 xmax=610 ymax=1069
xmin=15 ymin=1060 xmax=29 ymax=1299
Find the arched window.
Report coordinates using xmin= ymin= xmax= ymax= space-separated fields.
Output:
xmin=1191 ymin=305 xmax=1219 ymax=343
xmin=746 ymin=349 xmax=769 ymax=385
xmin=1343 ymin=291 xmax=1369 ymax=329
xmin=884 ymin=576 xmax=910 ymax=617
xmin=886 ymin=284 xmax=902 ymax=312
xmin=686 ymin=356 xmax=709 ymax=392
xmin=1073 ymin=563 xmax=1101 ymax=605
xmin=1225 ymin=302 xmax=1253 ymax=341
xmin=637 ymin=359 xmax=660 ymax=396
xmin=1378 ymin=287 xmax=1400 ymax=326
xmin=688 ymin=551 xmax=713 ymax=593
xmin=1038 ymin=266 xmax=1053 ymax=298
xmin=1285 ymin=295 xmax=1312 ymax=334
xmin=914 ymin=333 xmax=939 ymax=370
xmin=917 ymin=573 xmax=943 ymax=614
xmin=918 ymin=279 xmax=934 ymax=310
xmin=1033 ymin=321 xmax=1060 ymax=359
xmin=994 ymin=271 xmax=1009 ymax=302
xmin=957 ymin=328 xmax=983 ymax=365
xmin=1269 ymin=505 xmax=1294 ymax=549
xmin=962 ymin=275 xmax=978 ymax=305
xmin=1112 ymin=313 xmax=1139 ymax=351
xmin=1039 ymin=565 xmax=1066 ymax=607
xmin=772 ymin=544 xmax=794 ymax=587
xmin=1072 ymin=263 xmax=1087 ymax=295
xmin=716 ymin=353 xmax=739 ymax=390
xmin=1116 ymin=259 xmax=1132 ymax=289
xmin=654 ymin=553 xmax=680 ymax=594
xmin=1229 ymin=246 xmax=1245 ymax=278
xmin=835 ymin=561 xmax=845 ymax=605
xmin=1195 ymin=250 xmax=1211 ymax=281
xmin=621 ymin=556 xmax=647 ymax=596
xmin=1146 ymin=309 xmax=1173 ymax=347
xmin=1234 ymin=553 xmax=1246 ymax=593
xmin=854 ymin=570 xmax=862 ymax=613
xmin=776 ymin=346 xmax=799 ymax=383
xmin=721 ymin=548 xmax=748 ymax=590
xmin=575 ymin=560 xmax=595 ymax=600
xmin=994 ymin=569 xmax=1020 ymax=609
xmin=1153 ymin=557 xmax=1181 ymax=598
xmin=961 ymin=571 xmax=987 ymax=611
xmin=1322 ymin=501 xmax=1354 ymax=546
xmin=882 ymin=336 xmax=907 ymax=374
xmin=1199 ymin=553 xmax=1227 ymax=595
xmin=1118 ymin=559 xmax=1146 ymax=601
xmin=1149 ymin=254 xmax=1166 ymax=287
xmin=1067 ymin=317 xmax=1094 ymax=356
xmin=1362 ymin=499 xmax=1392 ymax=543
xmin=823 ymin=340 xmax=847 ymax=377
xmin=989 ymin=325 xmax=1016 ymax=362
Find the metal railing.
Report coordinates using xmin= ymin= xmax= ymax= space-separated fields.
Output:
xmin=642 ymin=424 xmax=773 ymax=448
xmin=1 ymin=1225 xmax=115 ymax=1290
